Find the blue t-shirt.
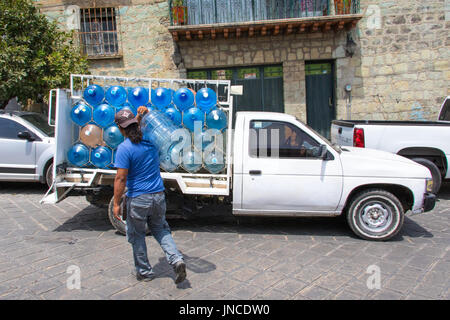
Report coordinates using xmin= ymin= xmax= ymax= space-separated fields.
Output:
xmin=114 ymin=138 xmax=164 ymax=198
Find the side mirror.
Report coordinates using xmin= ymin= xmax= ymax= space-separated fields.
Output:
xmin=17 ymin=131 xmax=35 ymax=141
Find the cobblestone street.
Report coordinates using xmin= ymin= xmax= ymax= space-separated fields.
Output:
xmin=0 ymin=181 xmax=449 ymax=300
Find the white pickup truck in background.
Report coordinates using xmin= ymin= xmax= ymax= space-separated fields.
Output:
xmin=331 ymin=96 xmax=450 ymax=194
xmin=43 ymin=75 xmax=436 ymax=241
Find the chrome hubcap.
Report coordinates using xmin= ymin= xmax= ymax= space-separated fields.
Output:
xmin=360 ymin=203 xmax=392 ymax=232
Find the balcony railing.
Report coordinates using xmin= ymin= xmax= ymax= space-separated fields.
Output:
xmin=169 ymin=0 xmax=360 ymax=26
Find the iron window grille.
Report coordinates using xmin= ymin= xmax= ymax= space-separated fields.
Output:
xmin=79 ymin=7 xmax=122 ymax=58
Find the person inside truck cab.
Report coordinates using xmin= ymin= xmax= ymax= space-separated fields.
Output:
xmin=113 ymin=106 xmax=187 ymax=284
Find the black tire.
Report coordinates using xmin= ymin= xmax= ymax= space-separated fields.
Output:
xmin=411 ymin=158 xmax=441 ymax=194
xmin=45 ymin=162 xmax=53 ymax=189
xmin=86 ymin=194 xmax=110 ymax=209
xmin=346 ymin=189 xmax=404 ymax=241
xmin=107 ymin=196 xmax=150 ymax=236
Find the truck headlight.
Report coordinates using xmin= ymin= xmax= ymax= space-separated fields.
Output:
xmin=426 ymin=179 xmax=433 ymax=193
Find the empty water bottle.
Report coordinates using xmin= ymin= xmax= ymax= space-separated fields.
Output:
xmin=182 ymin=148 xmax=202 ymax=173
xmin=93 ymin=103 xmax=115 ymax=128
xmin=198 ymin=128 xmax=224 ymax=151
xmin=203 ymin=149 xmax=225 ymax=174
xmin=67 ymin=143 xmax=90 ymax=167
xmin=195 ymin=88 xmax=217 ymax=113
xmin=80 ymin=124 xmax=103 ymax=148
xmin=183 ymin=107 xmax=205 ymax=132
xmin=159 ymin=143 xmax=179 ymax=172
xmin=206 ymin=108 xmax=227 ymax=131
xmin=116 ymin=102 xmax=137 ymax=116
xmin=128 ymin=87 xmax=149 ymax=108
xmin=70 ymin=102 xmax=92 ymax=126
xmin=91 ymin=146 xmax=113 ymax=168
xmin=105 ymin=86 xmax=127 ymax=107
xmin=151 ymin=87 xmax=172 ymax=110
xmin=173 ymin=88 xmax=195 ymax=111
xmin=103 ymin=125 xmax=124 ymax=148
xmin=83 ymin=84 xmax=105 ymax=106
xmin=164 ymin=106 xmax=182 ymax=127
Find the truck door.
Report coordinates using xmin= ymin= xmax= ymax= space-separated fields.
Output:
xmin=240 ymin=118 xmax=343 ymax=214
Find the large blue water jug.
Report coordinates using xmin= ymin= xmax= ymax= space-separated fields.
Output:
xmin=70 ymin=102 xmax=92 ymax=126
xmin=173 ymin=88 xmax=195 ymax=111
xmin=159 ymin=143 xmax=181 ymax=172
xmin=151 ymin=87 xmax=172 ymax=110
xmin=93 ymin=103 xmax=115 ymax=128
xmin=197 ymin=128 xmax=225 ymax=151
xmin=67 ymin=143 xmax=90 ymax=167
xmin=116 ymin=102 xmax=137 ymax=116
xmin=203 ymin=149 xmax=225 ymax=174
xmin=183 ymin=107 xmax=205 ymax=132
xmin=105 ymin=86 xmax=127 ymax=107
xmin=164 ymin=106 xmax=182 ymax=127
xmin=91 ymin=146 xmax=113 ymax=168
xmin=83 ymin=84 xmax=105 ymax=106
xmin=196 ymin=88 xmax=217 ymax=113
xmin=103 ymin=125 xmax=124 ymax=148
xmin=182 ymin=148 xmax=202 ymax=173
xmin=128 ymin=87 xmax=149 ymax=108
xmin=206 ymin=108 xmax=227 ymax=131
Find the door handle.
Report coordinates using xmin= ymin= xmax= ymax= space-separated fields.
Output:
xmin=249 ymin=170 xmax=262 ymax=175
xmin=329 ymin=97 xmax=333 ymax=107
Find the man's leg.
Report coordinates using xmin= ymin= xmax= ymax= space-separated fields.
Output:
xmin=126 ymin=196 xmax=154 ymax=279
xmin=149 ymin=192 xmax=186 ymax=283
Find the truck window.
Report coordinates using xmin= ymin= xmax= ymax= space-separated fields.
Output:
xmin=0 ymin=118 xmax=28 ymax=140
xmin=249 ymin=120 xmax=321 ymax=159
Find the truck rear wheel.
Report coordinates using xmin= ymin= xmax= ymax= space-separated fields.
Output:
xmin=411 ymin=158 xmax=441 ymax=194
xmin=346 ymin=189 xmax=404 ymax=241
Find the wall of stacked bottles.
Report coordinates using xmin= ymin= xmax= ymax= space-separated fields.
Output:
xmin=67 ymin=83 xmax=228 ymax=174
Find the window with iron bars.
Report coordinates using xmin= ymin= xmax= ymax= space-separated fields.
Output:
xmin=79 ymin=7 xmax=121 ymax=58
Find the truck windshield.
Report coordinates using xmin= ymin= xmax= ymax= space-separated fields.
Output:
xmin=295 ymin=117 xmax=341 ymax=153
xmin=19 ymin=113 xmax=55 ymax=137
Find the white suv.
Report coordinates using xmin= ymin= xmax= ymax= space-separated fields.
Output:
xmin=0 ymin=110 xmax=55 ymax=187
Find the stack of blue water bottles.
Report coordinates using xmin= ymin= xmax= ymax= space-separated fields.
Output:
xmin=67 ymin=84 xmax=228 ymax=174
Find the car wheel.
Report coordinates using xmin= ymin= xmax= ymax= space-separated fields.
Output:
xmin=346 ymin=189 xmax=404 ymax=241
xmin=411 ymin=158 xmax=441 ymax=194
xmin=108 ymin=196 xmax=150 ymax=236
xmin=45 ymin=163 xmax=53 ymax=189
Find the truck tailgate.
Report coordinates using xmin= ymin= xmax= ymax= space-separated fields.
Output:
xmin=331 ymin=120 xmax=354 ymax=146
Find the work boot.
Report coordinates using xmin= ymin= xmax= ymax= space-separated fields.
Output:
xmin=173 ymin=260 xmax=186 ymax=284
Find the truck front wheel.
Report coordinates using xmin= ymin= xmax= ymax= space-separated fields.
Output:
xmin=346 ymin=189 xmax=404 ymax=241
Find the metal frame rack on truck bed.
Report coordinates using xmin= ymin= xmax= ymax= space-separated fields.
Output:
xmin=41 ymin=74 xmax=234 ymax=233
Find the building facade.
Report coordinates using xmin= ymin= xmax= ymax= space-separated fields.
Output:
xmin=35 ymin=0 xmax=449 ymax=138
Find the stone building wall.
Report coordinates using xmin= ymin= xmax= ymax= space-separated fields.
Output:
xmin=34 ymin=0 xmax=449 ymax=121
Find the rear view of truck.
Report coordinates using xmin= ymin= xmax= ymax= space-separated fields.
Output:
xmin=41 ymin=74 xmax=234 ymax=234
xmin=331 ymin=97 xmax=450 ymax=193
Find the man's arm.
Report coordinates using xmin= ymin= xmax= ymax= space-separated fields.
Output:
xmin=113 ymin=168 xmax=128 ymax=220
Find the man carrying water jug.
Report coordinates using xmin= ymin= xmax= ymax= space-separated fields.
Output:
xmin=113 ymin=106 xmax=187 ymax=284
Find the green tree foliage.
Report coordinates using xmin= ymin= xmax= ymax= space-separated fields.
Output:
xmin=0 ymin=0 xmax=89 ymax=109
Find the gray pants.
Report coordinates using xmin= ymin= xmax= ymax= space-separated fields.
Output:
xmin=126 ymin=191 xmax=183 ymax=277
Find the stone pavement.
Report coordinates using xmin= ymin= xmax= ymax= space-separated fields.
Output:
xmin=0 ymin=181 xmax=449 ymax=300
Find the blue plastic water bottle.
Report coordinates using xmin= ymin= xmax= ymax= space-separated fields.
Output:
xmin=103 ymin=125 xmax=124 ymax=149
xmin=159 ymin=143 xmax=179 ymax=172
xmin=105 ymin=86 xmax=127 ymax=107
xmin=203 ymin=149 xmax=225 ymax=174
xmin=197 ymin=128 xmax=224 ymax=151
xmin=83 ymin=84 xmax=105 ymax=106
xmin=93 ymin=103 xmax=115 ymax=128
xmin=67 ymin=143 xmax=90 ymax=167
xmin=164 ymin=106 xmax=182 ymax=127
xmin=183 ymin=107 xmax=205 ymax=132
xmin=182 ymin=148 xmax=202 ymax=173
xmin=128 ymin=87 xmax=149 ymax=108
xmin=195 ymin=88 xmax=217 ymax=113
xmin=206 ymin=108 xmax=227 ymax=131
xmin=91 ymin=146 xmax=113 ymax=168
xmin=70 ymin=102 xmax=92 ymax=126
xmin=173 ymin=88 xmax=195 ymax=111
xmin=116 ymin=102 xmax=137 ymax=116
xmin=151 ymin=87 xmax=172 ymax=110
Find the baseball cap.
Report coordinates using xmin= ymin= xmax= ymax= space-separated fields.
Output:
xmin=115 ymin=109 xmax=138 ymax=128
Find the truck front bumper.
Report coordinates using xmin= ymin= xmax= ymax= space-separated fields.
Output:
xmin=423 ymin=193 xmax=436 ymax=212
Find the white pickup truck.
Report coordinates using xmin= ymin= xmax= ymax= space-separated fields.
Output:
xmin=42 ymin=75 xmax=436 ymax=241
xmin=331 ymin=96 xmax=450 ymax=194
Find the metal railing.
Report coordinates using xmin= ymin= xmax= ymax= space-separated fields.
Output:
xmin=78 ymin=7 xmax=122 ymax=58
xmin=169 ymin=0 xmax=360 ymax=26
